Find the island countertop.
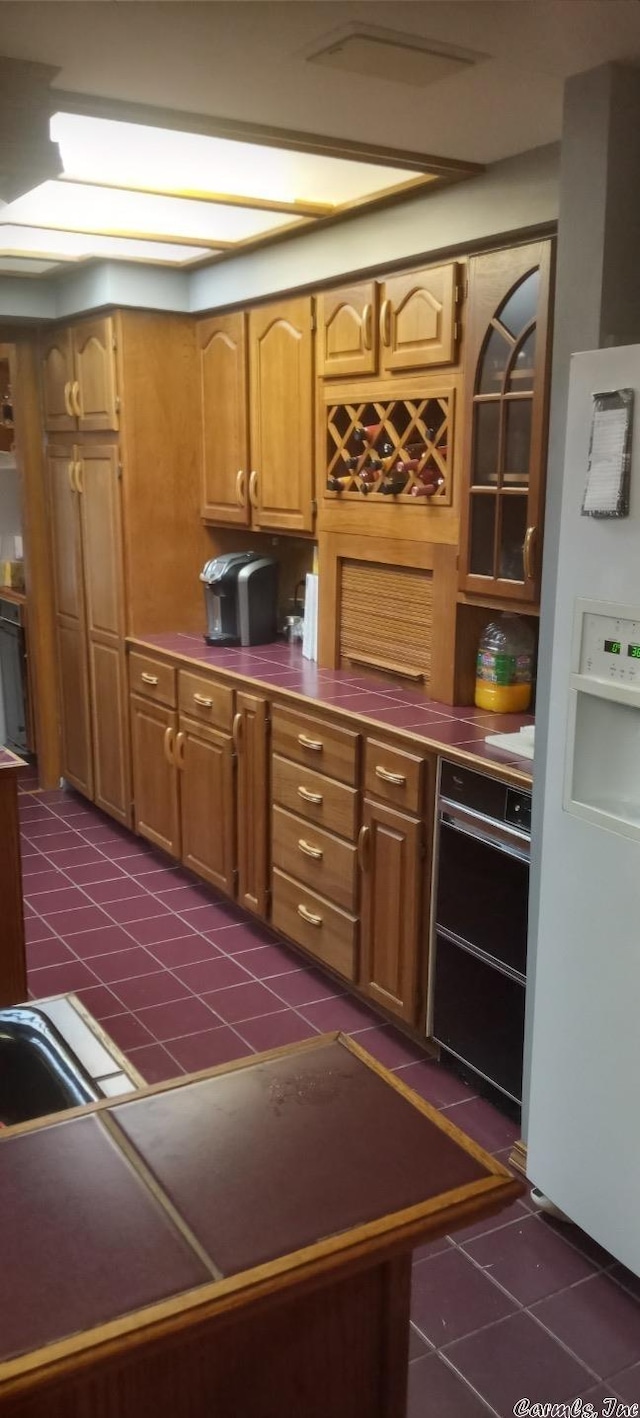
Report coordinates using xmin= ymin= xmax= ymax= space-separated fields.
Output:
xmin=0 ymin=1032 xmax=520 ymax=1417
xmin=128 ymin=633 xmax=534 ymax=786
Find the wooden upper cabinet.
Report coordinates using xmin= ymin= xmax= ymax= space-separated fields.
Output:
xmin=380 ymin=263 xmax=458 ymax=373
xmin=41 ymin=330 xmax=75 ymax=433
xmin=198 ymin=312 xmax=250 ymax=525
xmin=41 ymin=317 xmax=119 ymax=434
xmin=72 ymin=317 xmax=119 ymax=432
xmin=248 ymin=296 xmax=315 ymax=533
xmin=459 ymin=240 xmax=553 ymax=602
xmin=318 ymin=281 xmax=378 ymax=379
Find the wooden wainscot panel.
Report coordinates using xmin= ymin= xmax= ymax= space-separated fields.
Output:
xmin=272 ymin=805 xmax=358 ymax=914
xmin=271 ymin=704 xmax=359 ymax=786
xmin=272 ymin=867 xmax=358 ymax=981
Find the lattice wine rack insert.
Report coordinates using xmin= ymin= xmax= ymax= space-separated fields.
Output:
xmin=325 ymin=394 xmax=453 ymax=505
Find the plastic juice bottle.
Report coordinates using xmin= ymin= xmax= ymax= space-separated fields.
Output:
xmin=475 ymin=614 xmax=535 ymax=712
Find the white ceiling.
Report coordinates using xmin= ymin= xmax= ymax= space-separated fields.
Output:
xmin=0 ymin=0 xmax=639 ymax=166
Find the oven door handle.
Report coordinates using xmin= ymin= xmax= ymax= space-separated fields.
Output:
xmin=440 ymin=808 xmax=530 ymax=864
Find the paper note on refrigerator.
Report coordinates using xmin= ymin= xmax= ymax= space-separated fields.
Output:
xmin=582 ymin=389 xmax=633 ymax=517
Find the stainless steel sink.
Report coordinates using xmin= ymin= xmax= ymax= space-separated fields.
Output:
xmin=0 ymin=1007 xmax=100 ymax=1127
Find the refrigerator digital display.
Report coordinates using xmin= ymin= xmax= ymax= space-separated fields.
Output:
xmin=604 ymin=639 xmax=621 ymax=654
xmin=628 ymin=644 xmax=640 ymax=659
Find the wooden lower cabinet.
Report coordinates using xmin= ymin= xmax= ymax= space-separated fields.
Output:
xmin=56 ymin=616 xmax=94 ymax=800
xmin=235 ymin=690 xmax=269 ymax=917
xmin=89 ymin=640 xmax=130 ymax=825
xmin=358 ymin=798 xmax=424 ymax=1026
xmin=179 ymin=722 xmax=235 ymax=895
xmin=130 ymin=696 xmax=180 ymax=858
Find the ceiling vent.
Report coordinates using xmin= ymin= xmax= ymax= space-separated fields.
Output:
xmin=303 ymin=23 xmax=486 ymax=89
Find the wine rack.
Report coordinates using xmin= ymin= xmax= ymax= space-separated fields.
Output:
xmin=325 ymin=392 xmax=453 ymax=506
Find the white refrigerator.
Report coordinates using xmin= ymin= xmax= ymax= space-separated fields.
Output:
xmin=527 ymin=344 xmax=640 ymax=1276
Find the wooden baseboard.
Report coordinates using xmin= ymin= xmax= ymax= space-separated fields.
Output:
xmin=508 ymin=1139 xmax=527 ymax=1177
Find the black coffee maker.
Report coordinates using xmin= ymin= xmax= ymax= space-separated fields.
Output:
xmin=200 ymin=552 xmax=278 ymax=646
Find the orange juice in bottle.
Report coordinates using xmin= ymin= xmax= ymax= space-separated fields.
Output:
xmin=475 ymin=614 xmax=535 ymax=713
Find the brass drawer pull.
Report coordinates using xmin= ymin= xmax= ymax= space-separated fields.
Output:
xmin=71 ymin=380 xmax=82 ymax=418
xmin=523 ymin=525 xmax=537 ymax=581
xmin=375 ymin=765 xmax=407 ymax=787
xmin=297 ymin=903 xmax=322 ymax=927
xmin=298 ymin=838 xmax=323 ymax=860
xmin=193 ymin=693 xmax=213 ymax=708
xmin=236 ymin=468 xmax=246 ymax=507
xmin=232 ymin=711 xmax=242 ymax=753
xmin=298 ymin=784 xmax=323 ymax=805
xmin=63 ymin=381 xmax=74 ymax=419
xmin=362 ymin=302 xmax=373 ymax=351
xmin=163 ymin=726 xmax=175 ymax=766
xmin=298 ymin=732 xmax=323 ymax=752
xmin=379 ymin=298 xmax=392 ymax=348
xmin=176 ymin=730 xmax=186 ymax=769
xmin=141 ymin=672 xmax=159 ymax=686
xmin=357 ymin=823 xmax=371 ymax=872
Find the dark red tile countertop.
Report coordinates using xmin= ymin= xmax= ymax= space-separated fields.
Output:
xmin=130 ymin=633 xmax=534 ymax=783
xmin=0 ymin=747 xmax=24 ymax=770
xmin=0 ymin=1036 xmax=517 ymax=1371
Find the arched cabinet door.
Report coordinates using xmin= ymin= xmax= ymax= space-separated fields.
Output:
xmin=380 ymin=264 xmax=459 ymax=372
xmin=198 ymin=312 xmax=250 ymax=526
xmin=72 ymin=317 xmax=119 ymax=432
xmin=41 ymin=331 xmax=75 ymax=433
xmin=459 ymin=240 xmax=554 ymax=603
xmin=318 ymin=282 xmax=379 ymax=379
xmin=248 ymin=297 xmax=315 ymax=533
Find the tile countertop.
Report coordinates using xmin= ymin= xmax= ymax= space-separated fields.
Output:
xmin=0 ymin=747 xmax=24 ymax=771
xmin=130 ymin=634 xmax=534 ymax=785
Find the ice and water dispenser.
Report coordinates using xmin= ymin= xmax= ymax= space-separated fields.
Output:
xmin=565 ymin=599 xmax=640 ymax=838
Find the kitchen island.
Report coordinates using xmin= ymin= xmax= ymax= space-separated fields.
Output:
xmin=0 ymin=1031 xmax=520 ymax=1418
xmin=0 ymin=747 xmax=26 ymax=1007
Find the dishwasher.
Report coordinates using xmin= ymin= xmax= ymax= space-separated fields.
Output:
xmin=428 ymin=760 xmax=531 ymax=1107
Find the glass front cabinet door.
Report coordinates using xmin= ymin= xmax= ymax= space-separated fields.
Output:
xmin=460 ymin=241 xmax=553 ymax=602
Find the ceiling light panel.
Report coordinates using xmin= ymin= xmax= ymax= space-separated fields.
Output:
xmin=50 ymin=113 xmax=423 ymax=208
xmin=0 ymin=224 xmax=212 ymax=265
xmin=3 ymin=181 xmax=307 ymax=245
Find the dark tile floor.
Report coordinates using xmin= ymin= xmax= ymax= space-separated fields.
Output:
xmin=17 ymin=766 xmax=640 ymax=1418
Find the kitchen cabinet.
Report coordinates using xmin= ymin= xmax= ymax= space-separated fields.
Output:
xmin=234 ymin=689 xmax=269 ymax=916
xmin=129 ymin=664 xmax=269 ymax=918
xmin=317 ymin=281 xmax=379 ymax=380
xmin=198 ymin=312 xmax=250 ymax=526
xmin=358 ymin=737 xmax=430 ymax=1026
xmin=248 ymin=296 xmax=315 ymax=533
xmin=459 ymin=240 xmax=553 ymax=602
xmin=130 ymin=695 xmax=180 ymax=858
xmin=318 ymin=265 xmax=459 ymax=382
xmin=42 ymin=316 xmax=119 ymax=434
xmin=199 ymin=297 xmax=315 ymax=533
xmin=178 ymin=721 xmax=236 ymax=895
xmin=47 ymin=442 xmax=131 ymax=824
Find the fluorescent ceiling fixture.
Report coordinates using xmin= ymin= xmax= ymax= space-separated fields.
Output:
xmin=50 ymin=113 xmax=424 ymax=208
xmin=0 ymin=225 xmax=212 ymax=265
xmin=4 ymin=182 xmax=306 ymax=245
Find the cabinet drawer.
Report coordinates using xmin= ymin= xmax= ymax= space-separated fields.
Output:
xmin=364 ymin=738 xmax=424 ymax=815
xmin=272 ymin=868 xmax=357 ymax=982
xmin=272 ymin=805 xmax=358 ymax=913
xmin=129 ymin=652 xmax=176 ymax=708
xmin=271 ymin=705 xmax=359 ymax=786
xmin=272 ymin=754 xmax=358 ymax=841
xmin=179 ymin=669 xmax=233 ymax=731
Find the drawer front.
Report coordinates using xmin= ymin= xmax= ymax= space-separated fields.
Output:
xmin=272 ymin=754 xmax=359 ymax=842
xmin=179 ymin=669 xmax=234 ymax=732
xmin=129 ymin=652 xmax=176 ymax=708
xmin=272 ymin=805 xmax=358 ymax=913
xmin=272 ymin=868 xmax=357 ymax=982
xmin=364 ymin=738 xmax=424 ymax=814
xmin=271 ymin=705 xmax=359 ymax=786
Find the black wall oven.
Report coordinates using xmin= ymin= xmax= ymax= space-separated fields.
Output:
xmin=429 ymin=761 xmax=531 ymax=1106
